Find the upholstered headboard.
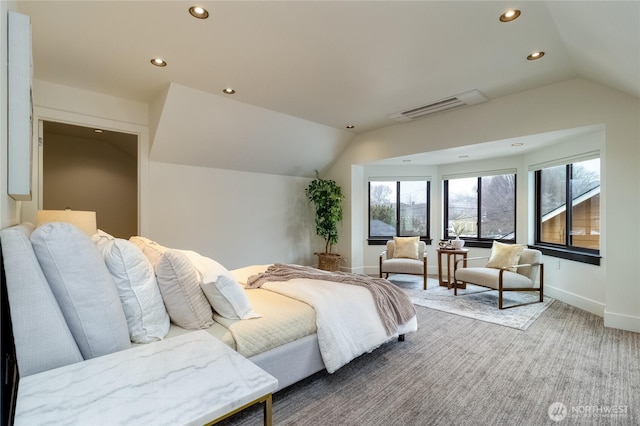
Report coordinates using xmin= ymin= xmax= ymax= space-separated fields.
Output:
xmin=0 ymin=244 xmax=19 ymax=426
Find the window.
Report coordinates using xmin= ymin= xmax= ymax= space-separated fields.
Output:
xmin=368 ymin=180 xmax=430 ymax=243
xmin=443 ymin=173 xmax=516 ymax=246
xmin=534 ymin=158 xmax=600 ymax=263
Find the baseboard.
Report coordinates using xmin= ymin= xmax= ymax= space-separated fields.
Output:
xmin=603 ymin=311 xmax=640 ymax=333
xmin=543 ymin=285 xmax=605 ymax=317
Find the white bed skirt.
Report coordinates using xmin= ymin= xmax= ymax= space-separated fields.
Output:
xmin=249 ymin=333 xmax=325 ymax=391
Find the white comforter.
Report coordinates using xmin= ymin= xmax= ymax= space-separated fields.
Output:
xmin=261 ymin=278 xmax=417 ymax=373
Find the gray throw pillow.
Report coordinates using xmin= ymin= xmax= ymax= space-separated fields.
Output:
xmin=0 ymin=224 xmax=83 ymax=376
xmin=31 ymin=222 xmax=131 ymax=359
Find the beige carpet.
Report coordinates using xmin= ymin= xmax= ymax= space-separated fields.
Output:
xmin=218 ymin=299 xmax=639 ymax=426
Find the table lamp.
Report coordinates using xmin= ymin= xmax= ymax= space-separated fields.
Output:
xmin=36 ymin=209 xmax=98 ymax=238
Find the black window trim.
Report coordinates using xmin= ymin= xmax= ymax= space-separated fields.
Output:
xmin=367 ymin=180 xmax=431 ymax=245
xmin=443 ymin=174 xmax=517 ymax=247
xmin=534 ymin=167 xmax=601 ymax=265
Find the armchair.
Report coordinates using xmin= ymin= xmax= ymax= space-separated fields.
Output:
xmin=379 ymin=239 xmax=428 ymax=290
xmin=454 ymin=248 xmax=544 ymax=309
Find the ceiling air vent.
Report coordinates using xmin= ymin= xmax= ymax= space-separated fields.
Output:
xmin=387 ymin=90 xmax=488 ymax=122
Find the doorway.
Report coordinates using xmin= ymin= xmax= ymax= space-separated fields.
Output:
xmin=42 ymin=121 xmax=138 ymax=238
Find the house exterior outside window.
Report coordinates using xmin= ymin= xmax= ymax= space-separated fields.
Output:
xmin=534 ymin=157 xmax=601 ymax=264
xmin=443 ymin=173 xmax=516 ymax=247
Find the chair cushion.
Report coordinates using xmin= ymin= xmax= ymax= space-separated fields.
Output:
xmin=485 ymin=241 xmax=525 ymax=271
xmin=0 ymin=224 xmax=83 ymax=376
xmin=31 ymin=222 xmax=131 ymax=360
xmin=381 ymin=258 xmax=424 ymax=275
xmin=393 ymin=236 xmax=419 ymax=259
xmin=455 ymin=267 xmax=535 ymax=289
xmin=518 ymin=249 xmax=542 ymax=280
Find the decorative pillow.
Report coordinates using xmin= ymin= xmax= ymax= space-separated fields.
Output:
xmin=393 ymin=236 xmax=419 ymax=259
xmin=154 ymin=249 xmax=214 ymax=329
xmin=0 ymin=224 xmax=83 ymax=375
xmin=129 ymin=236 xmax=168 ymax=267
xmin=31 ymin=222 xmax=131 ymax=359
xmin=485 ymin=241 xmax=526 ymax=272
xmin=181 ymin=250 xmax=261 ymax=320
xmin=93 ymin=230 xmax=170 ymax=343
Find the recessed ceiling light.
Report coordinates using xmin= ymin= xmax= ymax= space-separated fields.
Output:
xmin=222 ymin=88 xmax=236 ymax=95
xmin=346 ymin=125 xmax=355 ymax=129
xmin=189 ymin=6 xmax=209 ymax=19
xmin=150 ymin=58 xmax=167 ymax=67
xmin=499 ymin=9 xmax=521 ymax=22
xmin=402 ymin=159 xmax=411 ymax=163
xmin=527 ymin=51 xmax=545 ymax=61
xmin=458 ymin=155 xmax=469 ymax=159
xmin=94 ymin=129 xmax=103 ymax=133
xmin=511 ymin=142 xmax=524 ymax=147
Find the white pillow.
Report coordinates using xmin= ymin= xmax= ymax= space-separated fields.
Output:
xmin=129 ymin=236 xmax=168 ymax=267
xmin=154 ymin=249 xmax=214 ymax=329
xmin=93 ymin=230 xmax=170 ymax=343
xmin=31 ymin=222 xmax=131 ymax=359
xmin=181 ymin=250 xmax=261 ymax=320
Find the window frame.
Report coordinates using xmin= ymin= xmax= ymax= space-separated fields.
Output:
xmin=532 ymin=164 xmax=601 ymax=265
xmin=443 ymin=174 xmax=517 ymax=248
xmin=367 ymin=180 xmax=431 ymax=245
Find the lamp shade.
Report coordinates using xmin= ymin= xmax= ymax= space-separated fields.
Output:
xmin=36 ymin=210 xmax=97 ymax=237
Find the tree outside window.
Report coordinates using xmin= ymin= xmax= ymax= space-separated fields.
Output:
xmin=369 ymin=180 xmax=429 ymax=240
xmin=444 ymin=173 xmax=516 ymax=243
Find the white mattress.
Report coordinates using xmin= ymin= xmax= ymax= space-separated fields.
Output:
xmin=214 ymin=287 xmax=317 ymax=358
xmin=163 ymin=285 xmax=316 ymax=359
xmin=164 ymin=321 xmax=235 ymax=349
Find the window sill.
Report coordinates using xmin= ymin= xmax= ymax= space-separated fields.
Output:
xmin=529 ymin=245 xmax=601 ymax=266
xmin=368 ymin=238 xmax=432 ymax=246
xmin=442 ymin=239 xmax=515 ymax=249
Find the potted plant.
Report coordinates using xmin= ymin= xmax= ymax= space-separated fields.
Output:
xmin=306 ymin=171 xmax=344 ymax=271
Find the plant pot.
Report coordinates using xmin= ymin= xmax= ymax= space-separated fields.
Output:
xmin=315 ymin=252 xmax=344 ymax=272
xmin=451 ymin=239 xmax=465 ymax=249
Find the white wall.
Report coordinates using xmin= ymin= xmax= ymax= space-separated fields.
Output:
xmin=147 ymin=162 xmax=317 ymax=270
xmin=1 ymin=2 xmax=20 ymax=229
xmin=327 ymin=78 xmax=640 ymax=332
xmin=21 ymin=80 xmax=319 ymax=272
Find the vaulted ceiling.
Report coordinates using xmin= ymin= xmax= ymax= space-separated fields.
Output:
xmin=17 ymin=1 xmax=640 ymax=177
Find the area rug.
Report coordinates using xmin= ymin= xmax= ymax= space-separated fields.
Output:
xmin=399 ymin=279 xmax=555 ymax=330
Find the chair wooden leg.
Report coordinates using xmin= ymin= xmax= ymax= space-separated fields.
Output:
xmin=539 ymin=264 xmax=544 ymax=302
xmin=498 ymin=269 xmax=504 ymax=309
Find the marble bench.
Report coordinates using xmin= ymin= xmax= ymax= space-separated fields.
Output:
xmin=14 ymin=331 xmax=278 ymax=425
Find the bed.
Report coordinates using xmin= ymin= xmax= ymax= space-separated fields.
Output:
xmin=0 ymin=223 xmax=418 ymax=398
xmin=166 ymin=263 xmax=418 ymax=390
